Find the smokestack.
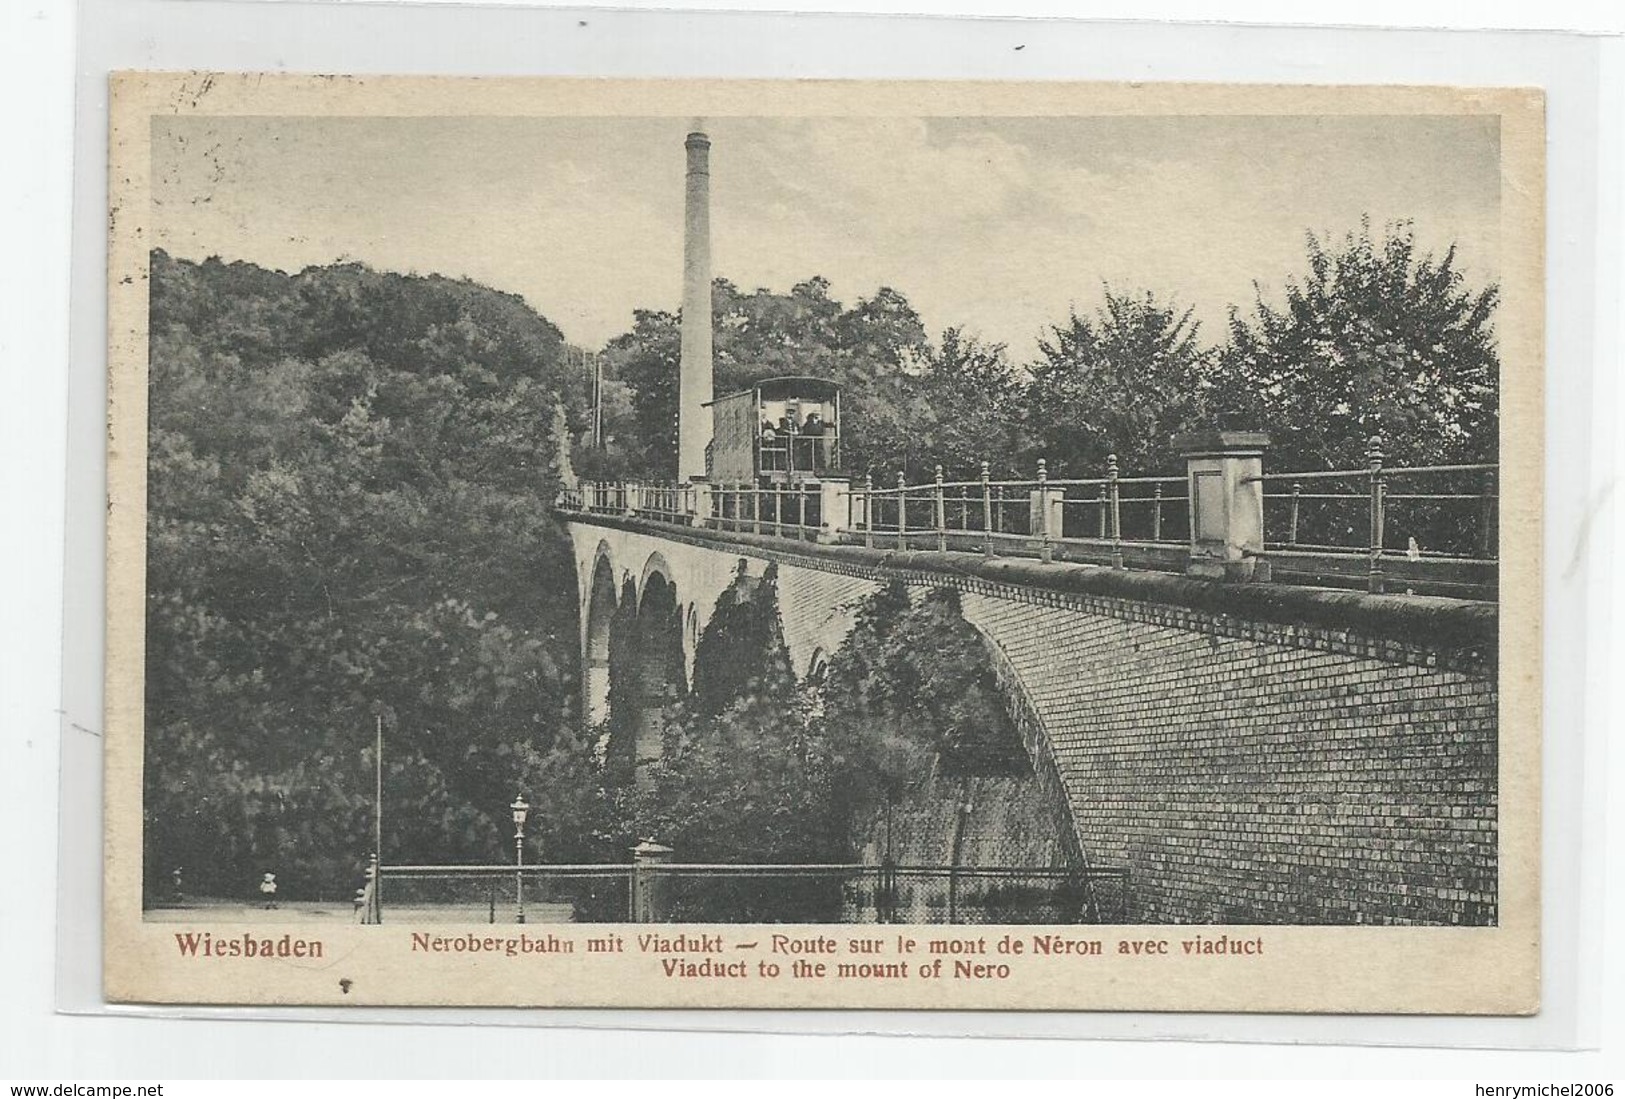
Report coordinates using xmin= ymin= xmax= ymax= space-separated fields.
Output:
xmin=678 ymin=130 xmax=714 ymax=482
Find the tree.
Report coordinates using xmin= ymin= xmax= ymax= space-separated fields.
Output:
xmin=593 ymin=277 xmax=933 ymax=481
xmin=712 ymin=276 xmax=845 ymax=393
xmin=600 ymin=308 xmax=681 ymax=478
xmin=144 ymin=251 xmax=609 ymax=901
xmin=900 ymin=327 xmax=1023 ymax=479
xmin=833 ymin=285 xmax=931 ymax=379
xmin=625 ymin=566 xmax=843 ymax=874
xmin=817 ymin=583 xmax=1028 ymax=834
xmin=1026 ymin=288 xmax=1211 ymax=477
xmin=1206 ymin=221 xmax=1499 ymax=555
xmin=1210 ymin=219 xmax=1499 ymax=473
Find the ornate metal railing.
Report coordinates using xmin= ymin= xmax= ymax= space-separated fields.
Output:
xmin=850 ymin=459 xmax=1189 ymax=569
xmin=1244 ymin=439 xmax=1497 ymax=596
xmin=556 ymin=437 xmax=1498 ymax=599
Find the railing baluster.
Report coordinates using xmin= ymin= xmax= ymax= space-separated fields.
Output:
xmin=934 ymin=464 xmax=947 ymax=553
xmin=1289 ymin=481 xmax=1301 ymax=546
xmin=864 ymin=474 xmax=874 ymax=549
xmin=896 ymin=471 xmax=907 ymax=551
xmin=1152 ymin=482 xmax=1164 ymax=542
xmin=1107 ymin=452 xmax=1123 ymax=569
xmin=797 ymin=484 xmax=808 ymax=540
xmin=1479 ymin=470 xmax=1496 ymax=560
xmin=1367 ymin=436 xmax=1385 ymax=595
xmin=774 ymin=483 xmax=783 ymax=538
xmin=981 ymin=461 xmax=994 ymax=558
xmin=1037 ymin=458 xmax=1052 ymax=564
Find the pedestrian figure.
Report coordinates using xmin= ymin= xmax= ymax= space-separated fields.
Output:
xmin=171 ymin=866 xmax=184 ymax=903
xmin=260 ymin=871 xmax=278 ymax=910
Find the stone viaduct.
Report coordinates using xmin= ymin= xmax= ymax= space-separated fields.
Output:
xmin=563 ymin=509 xmax=1498 ymax=927
xmin=556 ymin=127 xmax=1498 ymax=927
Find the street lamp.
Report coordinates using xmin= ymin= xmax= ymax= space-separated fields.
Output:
xmin=510 ymin=795 xmax=530 ymax=924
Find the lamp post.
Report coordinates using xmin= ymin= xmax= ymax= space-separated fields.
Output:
xmin=510 ymin=794 xmax=530 ymax=925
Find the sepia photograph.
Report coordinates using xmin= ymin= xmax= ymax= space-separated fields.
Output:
xmin=102 ymin=75 xmax=1543 ymax=1010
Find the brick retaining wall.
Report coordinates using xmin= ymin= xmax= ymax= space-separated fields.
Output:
xmin=961 ymin=594 xmax=1497 ymax=925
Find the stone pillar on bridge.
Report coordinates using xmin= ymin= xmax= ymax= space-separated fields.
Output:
xmin=630 ymin=840 xmax=675 ymax=922
xmin=690 ymin=481 xmax=713 ymax=528
xmin=1028 ymin=459 xmax=1064 ymax=560
xmin=817 ymin=478 xmax=852 ymax=543
xmin=1176 ymin=430 xmax=1271 ymax=582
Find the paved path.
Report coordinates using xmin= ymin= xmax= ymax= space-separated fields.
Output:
xmin=144 ymin=900 xmax=356 ymax=923
xmin=144 ymin=899 xmax=579 ymax=924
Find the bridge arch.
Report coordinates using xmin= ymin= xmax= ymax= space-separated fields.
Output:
xmin=955 ymin=613 xmax=1089 ymax=869
xmin=805 ymin=647 xmax=830 ymax=686
xmin=581 ymin=545 xmax=618 ymax=727
xmin=638 ymin=551 xmax=675 ymax=609
xmin=613 ymin=564 xmax=686 ymax=780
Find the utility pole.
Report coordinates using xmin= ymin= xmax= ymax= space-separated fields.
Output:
xmin=593 ymin=352 xmax=604 ymax=449
xmin=373 ymin=712 xmax=383 ymax=863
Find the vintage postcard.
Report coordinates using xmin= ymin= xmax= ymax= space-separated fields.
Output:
xmin=105 ymin=74 xmax=1543 ymax=1011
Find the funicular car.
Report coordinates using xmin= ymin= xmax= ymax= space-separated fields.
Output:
xmin=705 ymin=376 xmax=842 ymax=534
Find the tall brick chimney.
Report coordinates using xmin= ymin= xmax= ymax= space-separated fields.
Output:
xmin=677 ymin=130 xmax=714 ymax=482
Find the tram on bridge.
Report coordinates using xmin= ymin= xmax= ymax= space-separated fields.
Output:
xmin=705 ymin=375 xmax=842 ymax=485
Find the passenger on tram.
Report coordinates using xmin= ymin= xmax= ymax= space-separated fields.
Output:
xmin=760 ymin=416 xmax=782 ymax=471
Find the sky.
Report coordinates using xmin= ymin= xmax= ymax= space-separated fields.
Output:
xmin=150 ymin=113 xmax=1500 ymax=362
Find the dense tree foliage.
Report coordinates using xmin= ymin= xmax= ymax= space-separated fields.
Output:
xmin=900 ymin=328 xmax=1025 ymax=479
xmin=587 ymin=224 xmax=1498 ymax=489
xmin=1026 ymin=290 xmax=1211 ymax=477
xmin=617 ymin=571 xmax=1028 ymax=869
xmin=1203 ymin=222 xmax=1500 ymax=552
xmin=818 ymin=583 xmax=1029 ymax=827
xmin=1209 ymin=221 xmax=1499 ymax=471
xmin=624 ymin=565 xmax=843 ymax=872
xmin=145 ymin=251 xmax=609 ymax=902
xmin=600 ymin=277 xmax=934 ymax=481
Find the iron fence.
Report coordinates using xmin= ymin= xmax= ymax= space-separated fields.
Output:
xmin=555 ymin=437 xmax=1498 ymax=599
xmin=849 ymin=459 xmax=1189 ymax=570
xmin=709 ymin=482 xmax=825 ymax=541
xmin=1243 ymin=438 xmax=1497 ymax=596
xmin=361 ymin=862 xmax=1129 ymax=925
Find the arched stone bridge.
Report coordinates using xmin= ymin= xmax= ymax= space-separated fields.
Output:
xmin=563 ymin=510 xmax=1499 ymax=926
